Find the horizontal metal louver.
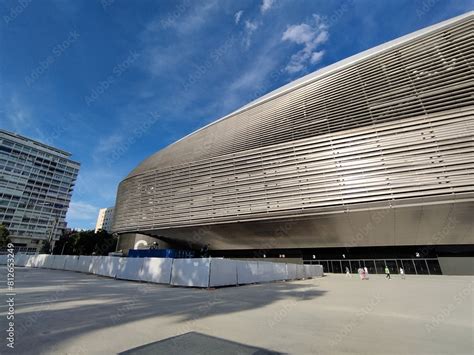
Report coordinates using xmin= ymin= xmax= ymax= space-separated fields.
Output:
xmin=113 ymin=14 xmax=474 ymax=234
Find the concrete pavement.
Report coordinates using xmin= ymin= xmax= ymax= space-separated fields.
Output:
xmin=0 ymin=267 xmax=472 ymax=354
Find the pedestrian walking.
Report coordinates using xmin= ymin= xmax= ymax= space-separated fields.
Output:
xmin=400 ymin=267 xmax=405 ymax=279
xmin=364 ymin=266 xmax=369 ymax=280
xmin=358 ymin=267 xmax=364 ymax=280
xmin=385 ymin=266 xmax=391 ymax=279
xmin=345 ymin=267 xmax=352 ymax=278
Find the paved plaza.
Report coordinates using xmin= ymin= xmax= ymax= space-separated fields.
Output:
xmin=0 ymin=267 xmax=472 ymax=354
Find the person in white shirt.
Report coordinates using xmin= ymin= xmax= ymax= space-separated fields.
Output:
xmin=400 ymin=267 xmax=405 ymax=279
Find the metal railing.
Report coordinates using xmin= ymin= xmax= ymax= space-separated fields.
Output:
xmin=304 ymin=258 xmax=442 ymax=275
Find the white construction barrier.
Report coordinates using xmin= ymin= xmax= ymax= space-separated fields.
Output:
xmin=96 ymin=256 xmax=121 ymax=278
xmin=287 ymin=263 xmax=297 ymax=279
xmin=90 ymin=256 xmax=102 ymax=274
xmin=171 ymin=258 xmax=210 ymax=287
xmin=76 ymin=256 xmax=93 ymax=273
xmin=64 ymin=256 xmax=80 ymax=271
xmin=25 ymin=255 xmax=35 ymax=267
xmin=302 ymin=264 xmax=324 ymax=278
xmin=296 ymin=264 xmax=305 ymax=279
xmin=314 ymin=264 xmax=324 ymax=277
xmin=28 ymin=255 xmax=38 ymax=267
xmin=273 ymin=262 xmax=289 ymax=281
xmin=265 ymin=262 xmax=287 ymax=282
xmin=35 ymin=254 xmax=48 ymax=268
xmin=257 ymin=261 xmax=273 ymax=283
xmin=43 ymin=255 xmax=55 ymax=269
xmin=15 ymin=254 xmax=28 ymax=267
xmin=140 ymin=258 xmax=173 ymax=284
xmin=236 ymin=260 xmax=259 ymax=285
xmin=117 ymin=257 xmax=144 ymax=281
xmin=3 ymin=254 xmax=323 ymax=288
xmin=209 ymin=259 xmax=237 ymax=287
xmin=51 ymin=255 xmax=67 ymax=270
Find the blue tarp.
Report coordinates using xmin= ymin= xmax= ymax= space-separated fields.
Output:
xmin=128 ymin=249 xmax=195 ymax=259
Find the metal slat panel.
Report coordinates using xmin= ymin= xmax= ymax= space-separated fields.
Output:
xmin=113 ymin=15 xmax=474 ymax=233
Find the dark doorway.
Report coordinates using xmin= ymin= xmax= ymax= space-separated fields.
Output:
xmin=402 ymin=260 xmax=417 ymax=274
xmin=375 ymin=260 xmax=386 ymax=274
xmin=414 ymin=259 xmax=429 ymax=274
xmin=426 ymin=259 xmax=442 ymax=275
xmin=332 ymin=260 xmax=342 ymax=273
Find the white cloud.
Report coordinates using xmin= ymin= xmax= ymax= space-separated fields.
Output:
xmin=234 ymin=10 xmax=243 ymax=24
xmin=67 ymin=201 xmax=100 ymax=221
xmin=73 ymin=168 xmax=121 ymax=202
xmin=282 ymin=14 xmax=329 ymax=73
xmin=245 ymin=20 xmax=258 ymax=32
xmin=148 ymin=1 xmax=218 ymax=34
xmin=310 ymin=50 xmax=325 ymax=64
xmin=222 ymin=34 xmax=282 ymax=111
xmin=3 ymin=95 xmax=32 ymax=132
xmin=95 ymin=133 xmax=124 ymax=155
xmin=243 ymin=20 xmax=259 ymax=49
xmin=260 ymin=0 xmax=275 ymax=13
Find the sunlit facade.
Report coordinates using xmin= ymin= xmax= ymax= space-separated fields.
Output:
xmin=0 ymin=130 xmax=80 ymax=252
xmin=113 ymin=13 xmax=473 ymax=274
xmin=95 ymin=207 xmax=115 ymax=233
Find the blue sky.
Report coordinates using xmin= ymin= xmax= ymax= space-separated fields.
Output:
xmin=1 ymin=0 xmax=472 ymax=229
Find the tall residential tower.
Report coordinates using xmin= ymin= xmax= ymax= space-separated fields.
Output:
xmin=0 ymin=130 xmax=80 ymax=252
xmin=95 ymin=207 xmax=115 ymax=233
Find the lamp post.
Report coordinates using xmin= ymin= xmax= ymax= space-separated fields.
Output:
xmin=46 ymin=217 xmax=59 ymax=255
xmin=37 ymin=202 xmax=61 ymax=254
xmin=113 ymin=233 xmax=120 ymax=253
xmin=61 ymin=235 xmax=67 ymax=255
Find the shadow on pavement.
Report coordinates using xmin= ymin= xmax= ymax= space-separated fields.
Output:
xmin=0 ymin=267 xmax=327 ymax=354
xmin=119 ymin=332 xmax=284 ymax=355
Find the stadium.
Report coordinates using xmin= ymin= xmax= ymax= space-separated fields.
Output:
xmin=113 ymin=12 xmax=473 ymax=275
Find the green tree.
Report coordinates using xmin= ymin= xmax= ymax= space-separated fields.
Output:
xmin=51 ymin=229 xmax=117 ymax=256
xmin=0 ymin=224 xmax=11 ymax=247
xmin=40 ymin=240 xmax=51 ymax=254
xmin=52 ymin=230 xmax=75 ymax=255
xmin=74 ymin=230 xmax=97 ymax=255
xmin=93 ymin=229 xmax=117 ymax=255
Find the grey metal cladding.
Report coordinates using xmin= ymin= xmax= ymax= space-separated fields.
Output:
xmin=112 ymin=13 xmax=474 ymax=235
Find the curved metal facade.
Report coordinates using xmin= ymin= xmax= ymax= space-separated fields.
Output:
xmin=113 ymin=13 xmax=474 ymax=250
